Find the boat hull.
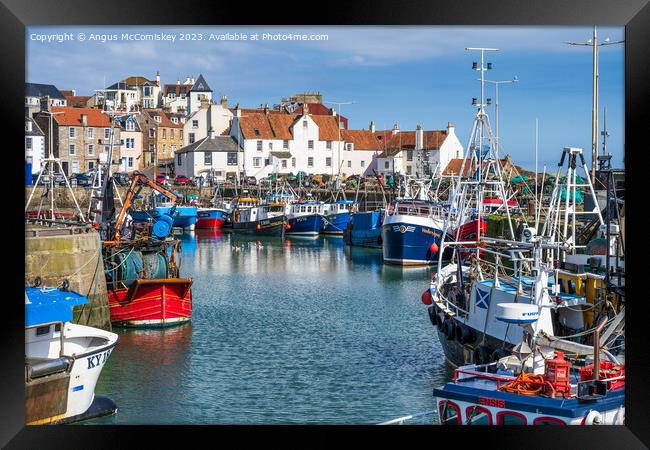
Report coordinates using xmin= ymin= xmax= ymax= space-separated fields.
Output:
xmin=381 ymin=218 xmax=445 ymax=265
xmin=347 ymin=211 xmax=384 ymax=248
xmin=232 ymin=215 xmax=286 ymax=236
xmin=322 ymin=212 xmax=350 ymax=234
xmin=287 ymin=214 xmax=324 ymax=235
xmin=107 ymin=278 xmax=193 ymax=328
xmin=131 ymin=206 xmax=197 ymax=230
xmin=195 ymin=208 xmax=229 ymax=229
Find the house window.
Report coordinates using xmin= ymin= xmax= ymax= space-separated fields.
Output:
xmin=128 ymin=157 xmax=134 ymax=168
xmin=308 ymin=140 xmax=314 ymax=149
xmin=407 ymin=150 xmax=413 ymax=161
xmin=177 ymin=154 xmax=182 ymax=165
xmin=204 ymin=152 xmax=212 ymax=166
xmin=439 ymin=401 xmax=460 ymax=425
xmin=149 ymin=128 xmax=155 ymax=138
xmin=465 ymin=406 xmax=492 ymax=425
xmin=406 ymin=166 xmax=412 ymax=174
xmin=326 ymin=141 xmax=332 ymax=149
xmin=87 ymin=128 xmax=94 ymax=138
xmin=346 ymin=143 xmax=352 ymax=151
xmin=171 ymin=129 xmax=175 ymax=139
xmin=192 ymin=120 xmax=199 ymax=128
xmin=68 ymin=144 xmax=75 ymax=155
xmin=25 ymin=137 xmax=32 ymax=149
xmin=126 ymin=138 xmax=134 ymax=149
xmin=88 ymin=144 xmax=94 ymax=155
xmin=88 ymin=161 xmax=94 ymax=170
xmin=292 ymin=157 xmax=296 ymax=168
xmin=283 ymin=140 xmax=289 ymax=149
xmin=326 ymin=157 xmax=332 ymax=167
xmin=253 ymin=157 xmax=261 ymax=168
xmin=227 ymin=152 xmax=237 ymax=166
xmin=347 ymin=160 xmax=351 ymax=168
xmin=189 ymin=133 xmax=195 ymax=144
xmin=144 ymin=86 xmax=151 ymax=96
xmin=257 ymin=140 xmax=263 ymax=152
xmin=281 ymin=160 xmax=287 ymax=169
xmin=384 ymin=161 xmax=390 ymax=169
xmin=126 ymin=121 xmax=135 ymax=131
xmin=303 ymin=120 xmax=308 ymax=128
xmin=71 ymin=160 xmax=80 ymax=174
xmin=69 ymin=127 xmax=76 ymax=138
xmin=308 ymin=157 xmax=313 ymax=167
xmin=162 ymin=129 xmax=166 ymax=139
xmin=268 ymin=142 xmax=273 ymax=150
xmin=361 ymin=160 xmax=365 ymax=167
xmin=264 ymin=158 xmax=270 ymax=166
xmin=104 ymin=128 xmax=111 ymax=139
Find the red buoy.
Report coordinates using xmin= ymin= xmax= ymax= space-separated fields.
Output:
xmin=429 ymin=243 xmax=439 ymax=254
xmin=285 ymin=224 xmax=291 ymax=230
xmin=421 ymin=290 xmax=432 ymax=305
xmin=256 ymin=224 xmax=261 ymax=230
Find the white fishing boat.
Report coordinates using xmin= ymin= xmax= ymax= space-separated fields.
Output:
xmin=25 ymin=284 xmax=119 ymax=424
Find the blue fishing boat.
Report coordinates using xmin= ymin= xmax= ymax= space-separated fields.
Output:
xmin=345 ymin=210 xmax=385 ymax=248
xmin=286 ymin=201 xmax=325 ymax=236
xmin=321 ymin=200 xmax=355 ymax=235
xmin=130 ymin=204 xmax=197 ymax=231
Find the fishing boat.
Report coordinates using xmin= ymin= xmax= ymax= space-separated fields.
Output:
xmin=95 ymin=172 xmax=194 ymax=328
xmin=344 ymin=209 xmax=385 ymax=248
xmin=286 ymin=201 xmax=325 ymax=236
xmin=25 ymin=284 xmax=119 ymax=424
xmin=231 ymin=202 xmax=287 ymax=236
xmin=195 ymin=207 xmax=230 ymax=229
xmin=130 ymin=201 xmax=197 ymax=231
xmin=321 ymin=200 xmax=356 ymax=235
xmin=381 ymin=180 xmax=448 ymax=265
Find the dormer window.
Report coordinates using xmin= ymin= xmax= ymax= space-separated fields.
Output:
xmin=155 ymin=116 xmax=161 ymax=123
xmin=254 ymin=129 xmax=260 ymax=136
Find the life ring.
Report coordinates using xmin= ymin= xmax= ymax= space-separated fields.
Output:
xmin=443 ymin=318 xmax=456 ymax=340
xmin=473 ymin=345 xmax=491 ymax=366
xmin=427 ymin=306 xmax=437 ymax=327
xmin=33 ymin=276 xmax=42 ymax=287
xmin=454 ymin=322 xmax=476 ymax=345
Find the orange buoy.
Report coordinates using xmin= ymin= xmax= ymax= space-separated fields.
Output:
xmin=285 ymin=224 xmax=291 ymax=230
xmin=421 ymin=290 xmax=432 ymax=305
xmin=430 ymin=243 xmax=439 ymax=254
xmin=256 ymin=224 xmax=261 ymax=230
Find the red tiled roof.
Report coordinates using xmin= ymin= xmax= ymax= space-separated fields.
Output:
xmin=386 ymin=130 xmax=447 ymax=150
xmin=123 ymin=76 xmax=157 ymax=86
xmin=237 ymin=112 xmax=343 ymax=141
xmin=64 ymin=95 xmax=92 ymax=107
xmin=341 ymin=129 xmax=382 ymax=150
xmin=50 ymin=107 xmax=115 ymax=127
xmin=442 ymin=158 xmax=510 ymax=176
xmin=144 ymin=109 xmax=183 ymax=128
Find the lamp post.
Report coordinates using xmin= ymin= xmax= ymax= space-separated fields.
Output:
xmin=325 ymin=100 xmax=354 ymax=182
xmin=566 ymin=26 xmax=623 ymax=182
xmin=482 ymin=76 xmax=518 ymax=156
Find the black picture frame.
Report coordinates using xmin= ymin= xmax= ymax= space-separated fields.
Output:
xmin=3 ymin=0 xmax=649 ymax=447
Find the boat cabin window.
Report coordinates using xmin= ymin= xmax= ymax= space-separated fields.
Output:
xmin=35 ymin=325 xmax=50 ymax=336
xmin=533 ymin=417 xmax=566 ymax=426
xmin=496 ymin=411 xmax=527 ymax=425
xmin=300 ymin=206 xmax=305 ymax=213
xmin=307 ymin=206 xmax=312 ymax=213
xmin=438 ymin=401 xmax=461 ymax=425
xmin=465 ymin=406 xmax=492 ymax=425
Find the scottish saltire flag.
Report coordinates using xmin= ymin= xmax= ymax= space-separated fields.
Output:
xmin=475 ymin=288 xmax=490 ymax=309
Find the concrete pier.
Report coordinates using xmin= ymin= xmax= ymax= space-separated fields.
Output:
xmin=25 ymin=225 xmax=112 ymax=331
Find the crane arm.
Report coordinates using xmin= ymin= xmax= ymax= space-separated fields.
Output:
xmin=113 ymin=172 xmax=178 ymax=241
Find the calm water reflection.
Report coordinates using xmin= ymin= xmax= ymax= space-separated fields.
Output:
xmin=87 ymin=231 xmax=453 ymax=424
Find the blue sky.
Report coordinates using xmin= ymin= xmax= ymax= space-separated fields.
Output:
xmin=26 ymin=26 xmax=624 ymax=171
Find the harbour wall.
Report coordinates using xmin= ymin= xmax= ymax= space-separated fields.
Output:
xmin=25 ymin=225 xmax=112 ymax=331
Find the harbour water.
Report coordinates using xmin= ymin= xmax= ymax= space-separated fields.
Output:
xmin=85 ymin=231 xmax=454 ymax=424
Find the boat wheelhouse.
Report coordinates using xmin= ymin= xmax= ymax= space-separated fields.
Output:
xmin=25 ymin=286 xmax=119 ymax=424
xmin=344 ymin=209 xmax=385 ymax=248
xmin=321 ymin=200 xmax=355 ymax=234
xmin=286 ymin=201 xmax=325 ymax=236
xmin=231 ymin=203 xmax=287 ymax=236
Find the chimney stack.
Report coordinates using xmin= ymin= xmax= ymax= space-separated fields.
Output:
xmin=221 ymin=95 xmax=227 ymax=108
xmin=81 ymin=114 xmax=88 ymax=127
xmin=415 ymin=124 xmax=423 ymax=150
xmin=447 ymin=121 xmax=455 ymax=133
xmin=208 ymin=126 xmax=215 ymax=139
xmin=234 ymin=103 xmax=241 ymax=118
xmin=40 ymin=96 xmax=51 ymax=112
xmin=392 ymin=122 xmax=399 ymax=136
xmin=369 ymin=121 xmax=376 ymax=133
xmin=156 ymin=70 xmax=160 ymax=86
xmin=264 ymin=103 xmax=269 ymax=114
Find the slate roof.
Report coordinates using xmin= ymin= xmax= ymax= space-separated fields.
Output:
xmin=25 ymin=83 xmax=66 ymax=100
xmin=163 ymin=84 xmax=193 ymax=96
xmin=25 ymin=117 xmax=45 ymax=137
xmin=105 ymin=81 xmax=137 ymax=91
xmin=176 ymin=135 xmax=240 ymax=154
xmin=189 ymin=74 xmax=212 ymax=92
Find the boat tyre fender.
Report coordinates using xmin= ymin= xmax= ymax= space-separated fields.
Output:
xmin=454 ymin=322 xmax=475 ymax=345
xmin=443 ymin=318 xmax=456 ymax=340
xmin=427 ymin=305 xmax=437 ymax=327
xmin=488 ymin=348 xmax=511 ymax=373
xmin=436 ymin=311 xmax=445 ymax=328
xmin=473 ymin=345 xmax=491 ymax=366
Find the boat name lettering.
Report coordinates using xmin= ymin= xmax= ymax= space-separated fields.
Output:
xmin=421 ymin=228 xmax=441 ymax=238
xmin=478 ymin=397 xmax=505 ymax=408
xmin=87 ymin=348 xmax=113 ymax=370
xmin=393 ymin=225 xmax=415 ymax=233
